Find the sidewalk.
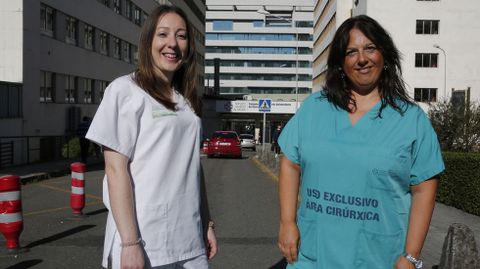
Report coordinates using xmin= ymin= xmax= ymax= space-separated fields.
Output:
xmin=0 ymin=157 xmax=104 ymax=184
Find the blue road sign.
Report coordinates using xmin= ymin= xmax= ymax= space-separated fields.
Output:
xmin=258 ymin=99 xmax=272 ymax=112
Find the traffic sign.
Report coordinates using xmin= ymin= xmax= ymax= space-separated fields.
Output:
xmin=258 ymin=99 xmax=272 ymax=112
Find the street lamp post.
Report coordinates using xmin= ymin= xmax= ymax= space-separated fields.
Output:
xmin=433 ymin=44 xmax=447 ymax=100
xmin=257 ymin=7 xmax=299 ymax=111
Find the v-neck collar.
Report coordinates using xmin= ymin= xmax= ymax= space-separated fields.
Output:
xmin=336 ymin=101 xmax=382 ymax=135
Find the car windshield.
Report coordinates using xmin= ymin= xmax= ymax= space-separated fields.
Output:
xmin=240 ymin=134 xmax=253 ymax=139
xmin=212 ymin=132 xmax=238 ymax=139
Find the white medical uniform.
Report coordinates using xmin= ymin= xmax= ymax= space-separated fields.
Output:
xmin=86 ymin=74 xmax=206 ymax=268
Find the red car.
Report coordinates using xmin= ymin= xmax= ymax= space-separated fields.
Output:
xmin=204 ymin=131 xmax=242 ymax=158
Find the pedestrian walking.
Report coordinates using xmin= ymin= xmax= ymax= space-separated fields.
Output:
xmin=271 ymin=124 xmax=283 ymax=158
xmin=277 ymin=15 xmax=444 ymax=269
xmin=86 ymin=5 xmax=217 ymax=269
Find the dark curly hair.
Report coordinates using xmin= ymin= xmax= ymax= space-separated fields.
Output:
xmin=324 ymin=15 xmax=412 ymax=116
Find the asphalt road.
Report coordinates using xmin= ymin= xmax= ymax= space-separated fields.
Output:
xmin=0 ymin=150 xmax=284 ymax=269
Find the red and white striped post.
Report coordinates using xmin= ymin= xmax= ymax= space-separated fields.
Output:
xmin=0 ymin=175 xmax=23 ymax=251
xmin=70 ymin=162 xmax=86 ymax=215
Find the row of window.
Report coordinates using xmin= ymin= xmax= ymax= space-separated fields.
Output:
xmin=206 ymin=33 xmax=313 ymax=41
xmin=206 ymin=73 xmax=312 ymax=81
xmin=0 ymin=83 xmax=22 ymax=118
xmin=218 ymin=87 xmax=311 ymax=95
xmin=205 ymin=60 xmax=312 ymax=68
xmin=41 ymin=4 xmax=136 ymax=63
xmin=96 ymin=0 xmax=148 ymax=26
xmin=211 ymin=20 xmax=313 ymax=31
xmin=40 ymin=71 xmax=109 ymax=104
xmin=206 ymin=46 xmax=312 ymax=55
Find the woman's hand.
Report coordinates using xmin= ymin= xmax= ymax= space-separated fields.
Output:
xmin=278 ymin=221 xmax=299 ymax=264
xmin=206 ymin=226 xmax=218 ymax=259
xmin=121 ymin=245 xmax=145 ymax=269
xmin=394 ymin=256 xmax=415 ymax=269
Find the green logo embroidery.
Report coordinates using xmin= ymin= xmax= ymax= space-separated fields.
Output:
xmin=152 ymin=109 xmax=177 ymax=118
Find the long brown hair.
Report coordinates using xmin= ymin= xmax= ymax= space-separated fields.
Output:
xmin=134 ymin=5 xmax=200 ymax=114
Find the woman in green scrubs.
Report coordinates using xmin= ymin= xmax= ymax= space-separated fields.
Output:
xmin=277 ymin=15 xmax=444 ymax=269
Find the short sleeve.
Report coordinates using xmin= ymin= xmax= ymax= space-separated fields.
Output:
xmin=410 ymin=109 xmax=445 ymax=185
xmin=86 ymin=78 xmax=143 ymax=159
xmin=278 ymin=112 xmax=300 ymax=164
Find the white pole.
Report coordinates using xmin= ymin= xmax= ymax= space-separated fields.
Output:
xmin=262 ymin=112 xmax=266 ymax=153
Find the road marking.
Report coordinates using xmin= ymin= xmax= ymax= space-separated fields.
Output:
xmin=37 ymin=183 xmax=103 ymax=201
xmin=251 ymin=157 xmax=278 ymax=182
xmin=23 ymin=201 xmax=103 ymax=216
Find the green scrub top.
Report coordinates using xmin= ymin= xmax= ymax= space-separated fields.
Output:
xmin=278 ymin=91 xmax=444 ymax=269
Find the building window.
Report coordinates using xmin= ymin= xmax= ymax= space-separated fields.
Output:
xmin=65 ymin=16 xmax=77 ymax=45
xmin=253 ymin=21 xmax=264 ymax=27
xmin=124 ymin=0 xmax=132 ymax=19
xmin=84 ymin=24 xmax=94 ymax=50
xmin=40 ymin=71 xmax=55 ymax=103
xmin=212 ymin=20 xmax=233 ymax=31
xmin=98 ymin=81 xmax=108 ymax=102
xmin=296 ymin=21 xmax=314 ymax=27
xmin=99 ymin=31 xmax=109 ymax=55
xmin=113 ymin=0 xmax=121 ymax=14
xmin=123 ymin=42 xmax=131 ymax=63
xmin=134 ymin=6 xmax=141 ymax=25
xmin=133 ymin=45 xmax=138 ymax=65
xmin=83 ymin=79 xmax=93 ymax=103
xmin=415 ymin=53 xmax=438 ymax=67
xmin=113 ymin=37 xmax=120 ymax=58
xmin=65 ymin=75 xmax=76 ymax=103
xmin=40 ymin=4 xmax=55 ymax=36
xmin=0 ymin=83 xmax=22 ymax=118
xmin=414 ymin=88 xmax=437 ymax=102
xmin=416 ymin=20 xmax=439 ymax=34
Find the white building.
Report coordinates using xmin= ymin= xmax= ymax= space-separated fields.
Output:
xmin=313 ymin=0 xmax=480 ymax=110
xmin=205 ymin=0 xmax=314 ymax=138
xmin=0 ymin=0 xmax=205 ymax=166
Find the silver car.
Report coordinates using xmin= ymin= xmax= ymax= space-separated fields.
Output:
xmin=239 ymin=134 xmax=256 ymax=151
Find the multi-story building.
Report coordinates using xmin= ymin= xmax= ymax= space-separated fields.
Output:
xmin=313 ymin=0 xmax=480 ymax=110
xmin=0 ymin=0 xmax=205 ymax=166
xmin=205 ymin=0 xmax=314 ymax=140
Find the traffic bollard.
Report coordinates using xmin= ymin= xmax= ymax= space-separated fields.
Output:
xmin=70 ymin=162 xmax=86 ymax=215
xmin=0 ymin=175 xmax=23 ymax=252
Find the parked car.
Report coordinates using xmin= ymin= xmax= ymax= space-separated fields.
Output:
xmin=239 ymin=134 xmax=256 ymax=151
xmin=204 ymin=131 xmax=242 ymax=158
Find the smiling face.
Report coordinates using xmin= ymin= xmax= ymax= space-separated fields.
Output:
xmin=151 ymin=12 xmax=189 ymax=83
xmin=343 ymin=28 xmax=384 ymax=94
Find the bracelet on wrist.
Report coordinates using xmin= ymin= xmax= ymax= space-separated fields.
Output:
xmin=120 ymin=237 xmax=142 ymax=248
xmin=208 ymin=220 xmax=215 ymax=230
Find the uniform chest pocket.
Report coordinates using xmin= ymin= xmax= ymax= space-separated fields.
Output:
xmin=366 ymin=148 xmax=411 ymax=193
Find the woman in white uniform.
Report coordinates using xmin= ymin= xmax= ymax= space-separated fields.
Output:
xmin=86 ymin=5 xmax=217 ymax=269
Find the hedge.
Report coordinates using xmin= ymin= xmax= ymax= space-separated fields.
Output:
xmin=437 ymin=152 xmax=480 ymax=216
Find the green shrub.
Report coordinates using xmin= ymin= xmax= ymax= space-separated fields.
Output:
xmin=437 ymin=152 xmax=480 ymax=216
xmin=61 ymin=137 xmax=97 ymax=159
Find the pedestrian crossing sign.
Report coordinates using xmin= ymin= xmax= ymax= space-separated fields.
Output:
xmin=258 ymin=99 xmax=272 ymax=112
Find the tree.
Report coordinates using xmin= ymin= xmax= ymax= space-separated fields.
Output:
xmin=429 ymin=99 xmax=480 ymax=152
